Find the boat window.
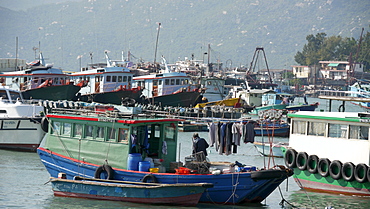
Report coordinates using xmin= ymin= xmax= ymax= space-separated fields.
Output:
xmin=328 ymin=123 xmax=347 ymax=138
xmin=118 ymin=128 xmax=129 ymax=144
xmin=96 ymin=126 xmax=105 ymax=140
xmin=107 ymin=127 xmax=117 ymax=142
xmin=86 ymin=125 xmax=94 ymax=138
xmin=185 ymin=79 xmax=188 ymax=84
xmin=170 ymin=79 xmax=175 ymax=85
xmin=112 ymin=76 xmax=117 ymax=82
xmin=292 ymin=120 xmax=306 ymax=135
xmin=51 ymin=121 xmax=61 ymax=135
xmin=153 ymin=80 xmax=158 ymax=86
xmin=181 ymin=79 xmax=184 ymax=84
xmin=164 ymin=123 xmax=176 ymax=141
xmin=128 ymin=76 xmax=131 ymax=82
xmin=308 ymin=122 xmax=325 ymax=136
xmin=123 ymin=76 xmax=127 ymax=82
xmin=165 ymin=79 xmax=169 ymax=85
xmin=62 ymin=123 xmax=71 ymax=136
xmin=54 ymin=78 xmax=58 ymax=84
xmin=9 ymin=91 xmax=21 ymax=101
xmin=73 ymin=123 xmax=83 ymax=138
xmin=106 ymin=76 xmax=111 ymax=82
xmin=159 ymin=80 xmax=162 ymax=85
xmin=176 ymin=79 xmax=180 ymax=85
xmin=349 ymin=125 xmax=369 ymax=140
xmin=118 ymin=76 xmax=122 ymax=82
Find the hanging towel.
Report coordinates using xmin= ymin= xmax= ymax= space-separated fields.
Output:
xmin=162 ymin=141 xmax=168 ymax=155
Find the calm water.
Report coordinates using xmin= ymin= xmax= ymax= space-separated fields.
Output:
xmin=1 ymin=97 xmax=370 ymax=209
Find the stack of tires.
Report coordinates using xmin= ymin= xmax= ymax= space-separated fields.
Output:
xmin=285 ymin=148 xmax=370 ymax=183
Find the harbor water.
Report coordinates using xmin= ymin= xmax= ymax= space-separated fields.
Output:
xmin=1 ymin=97 xmax=370 ymax=209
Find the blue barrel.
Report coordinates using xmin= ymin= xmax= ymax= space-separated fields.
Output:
xmin=139 ymin=161 xmax=151 ymax=172
xmin=127 ymin=153 xmax=142 ymax=171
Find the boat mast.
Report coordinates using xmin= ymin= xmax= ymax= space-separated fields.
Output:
xmin=154 ymin=22 xmax=161 ymax=70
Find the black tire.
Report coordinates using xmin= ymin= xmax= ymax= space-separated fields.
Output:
xmin=341 ymin=162 xmax=355 ymax=181
xmin=307 ymin=155 xmax=319 ymax=174
xmin=94 ymin=164 xmax=115 ymax=180
xmin=318 ymin=158 xmax=331 ymax=177
xmin=296 ymin=152 xmax=308 ymax=170
xmin=142 ymin=174 xmax=158 ymax=183
xmin=354 ymin=163 xmax=368 ymax=183
xmin=329 ymin=160 xmax=342 ymax=180
xmin=41 ymin=117 xmax=49 ymax=132
xmin=285 ymin=149 xmax=297 ymax=168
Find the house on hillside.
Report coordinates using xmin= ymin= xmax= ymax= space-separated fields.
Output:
xmin=318 ymin=61 xmax=363 ymax=80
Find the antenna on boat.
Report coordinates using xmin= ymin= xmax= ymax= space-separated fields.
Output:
xmin=104 ymin=50 xmax=112 ymax=67
xmin=154 ymin=22 xmax=161 ymax=66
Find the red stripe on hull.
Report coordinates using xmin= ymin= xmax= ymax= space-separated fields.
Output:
xmin=294 ymin=178 xmax=370 ymax=196
xmin=53 ymin=191 xmax=201 ymax=206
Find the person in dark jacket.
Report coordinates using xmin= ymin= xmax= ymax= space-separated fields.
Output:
xmin=192 ymin=133 xmax=209 ymax=161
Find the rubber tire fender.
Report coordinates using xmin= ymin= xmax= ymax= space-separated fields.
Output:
xmin=354 ymin=163 xmax=368 ymax=183
xmin=142 ymin=174 xmax=158 ymax=183
xmin=329 ymin=160 xmax=342 ymax=180
xmin=318 ymin=158 xmax=331 ymax=177
xmin=296 ymin=152 xmax=308 ymax=170
xmin=341 ymin=162 xmax=355 ymax=181
xmin=94 ymin=164 xmax=115 ymax=180
xmin=41 ymin=117 xmax=49 ymax=132
xmin=307 ymin=155 xmax=319 ymax=174
xmin=285 ymin=149 xmax=297 ymax=168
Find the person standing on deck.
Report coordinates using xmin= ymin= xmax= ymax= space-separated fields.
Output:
xmin=192 ymin=133 xmax=209 ymax=161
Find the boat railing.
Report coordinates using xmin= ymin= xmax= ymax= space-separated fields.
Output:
xmin=316 ymin=90 xmax=370 ymax=98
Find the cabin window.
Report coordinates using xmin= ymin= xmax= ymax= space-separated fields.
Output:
xmin=176 ymin=79 xmax=180 ymax=85
xmin=159 ymin=80 xmax=162 ymax=85
xmin=111 ymin=76 xmax=116 ymax=82
xmin=292 ymin=120 xmax=306 ymax=135
xmin=123 ymin=76 xmax=127 ymax=82
xmin=328 ymin=123 xmax=347 ymax=138
xmin=118 ymin=76 xmax=122 ymax=82
xmin=62 ymin=123 xmax=71 ymax=136
xmin=106 ymin=76 xmax=111 ymax=82
xmin=51 ymin=121 xmax=61 ymax=135
xmin=118 ymin=128 xmax=129 ymax=144
xmin=185 ymin=79 xmax=188 ymax=84
xmin=96 ymin=126 xmax=105 ymax=140
xmin=86 ymin=125 xmax=94 ymax=138
xmin=153 ymin=80 xmax=158 ymax=86
xmin=128 ymin=76 xmax=132 ymax=82
xmin=181 ymin=79 xmax=184 ymax=84
xmin=107 ymin=127 xmax=117 ymax=142
xmin=164 ymin=123 xmax=176 ymax=141
xmin=165 ymin=79 xmax=169 ymax=85
xmin=308 ymin=122 xmax=325 ymax=136
xmin=73 ymin=123 xmax=83 ymax=137
xmin=349 ymin=125 xmax=369 ymax=140
xmin=54 ymin=78 xmax=58 ymax=84
xmin=170 ymin=79 xmax=175 ymax=85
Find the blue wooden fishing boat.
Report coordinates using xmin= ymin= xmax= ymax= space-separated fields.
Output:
xmin=37 ymin=104 xmax=292 ymax=205
xmin=50 ymin=176 xmax=212 ymax=206
xmin=254 ymin=123 xmax=290 ymax=137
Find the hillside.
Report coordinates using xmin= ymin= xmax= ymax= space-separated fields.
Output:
xmin=1 ymin=0 xmax=369 ymax=71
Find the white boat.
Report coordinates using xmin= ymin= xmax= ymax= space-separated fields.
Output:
xmin=0 ymin=87 xmax=46 ymax=151
xmin=284 ymin=111 xmax=370 ymax=196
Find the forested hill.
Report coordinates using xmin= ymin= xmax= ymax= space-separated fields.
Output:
xmin=1 ymin=0 xmax=369 ymax=71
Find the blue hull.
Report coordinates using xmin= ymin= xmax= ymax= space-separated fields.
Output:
xmin=38 ymin=148 xmax=290 ymax=204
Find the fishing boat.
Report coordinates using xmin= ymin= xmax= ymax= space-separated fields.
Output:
xmin=0 ymin=86 xmax=46 ymax=151
xmin=37 ymin=104 xmax=293 ymax=205
xmin=132 ymin=57 xmax=201 ymax=107
xmin=0 ymin=53 xmax=81 ymax=101
xmin=283 ymin=111 xmax=370 ymax=196
xmin=70 ymin=51 xmax=142 ymax=105
xmin=254 ymin=122 xmax=290 ymax=137
xmin=253 ymin=142 xmax=288 ymax=157
xmin=286 ymin=102 xmax=319 ymax=112
xmin=349 ymin=81 xmax=370 ymax=109
xmin=50 ymin=176 xmax=213 ymax=206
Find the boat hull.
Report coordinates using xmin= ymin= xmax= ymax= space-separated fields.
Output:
xmin=22 ymin=85 xmax=81 ymax=101
xmin=254 ymin=127 xmax=289 ymax=137
xmin=51 ymin=178 xmax=206 ymax=206
xmin=253 ymin=142 xmax=288 ymax=157
xmin=147 ymin=91 xmax=201 ymax=107
xmin=38 ymin=147 xmax=291 ymax=204
xmin=0 ymin=118 xmax=45 ymax=152
xmin=78 ymin=89 xmax=142 ymax=105
xmin=286 ymin=103 xmax=319 ymax=111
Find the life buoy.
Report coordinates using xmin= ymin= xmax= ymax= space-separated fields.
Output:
xmin=41 ymin=117 xmax=49 ymax=132
xmin=296 ymin=152 xmax=308 ymax=170
xmin=329 ymin=160 xmax=342 ymax=180
xmin=341 ymin=162 xmax=355 ymax=181
xmin=94 ymin=164 xmax=114 ymax=180
xmin=354 ymin=163 xmax=368 ymax=183
xmin=142 ymin=174 xmax=158 ymax=183
xmin=285 ymin=149 xmax=297 ymax=168
xmin=318 ymin=158 xmax=331 ymax=177
xmin=307 ymin=155 xmax=319 ymax=174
